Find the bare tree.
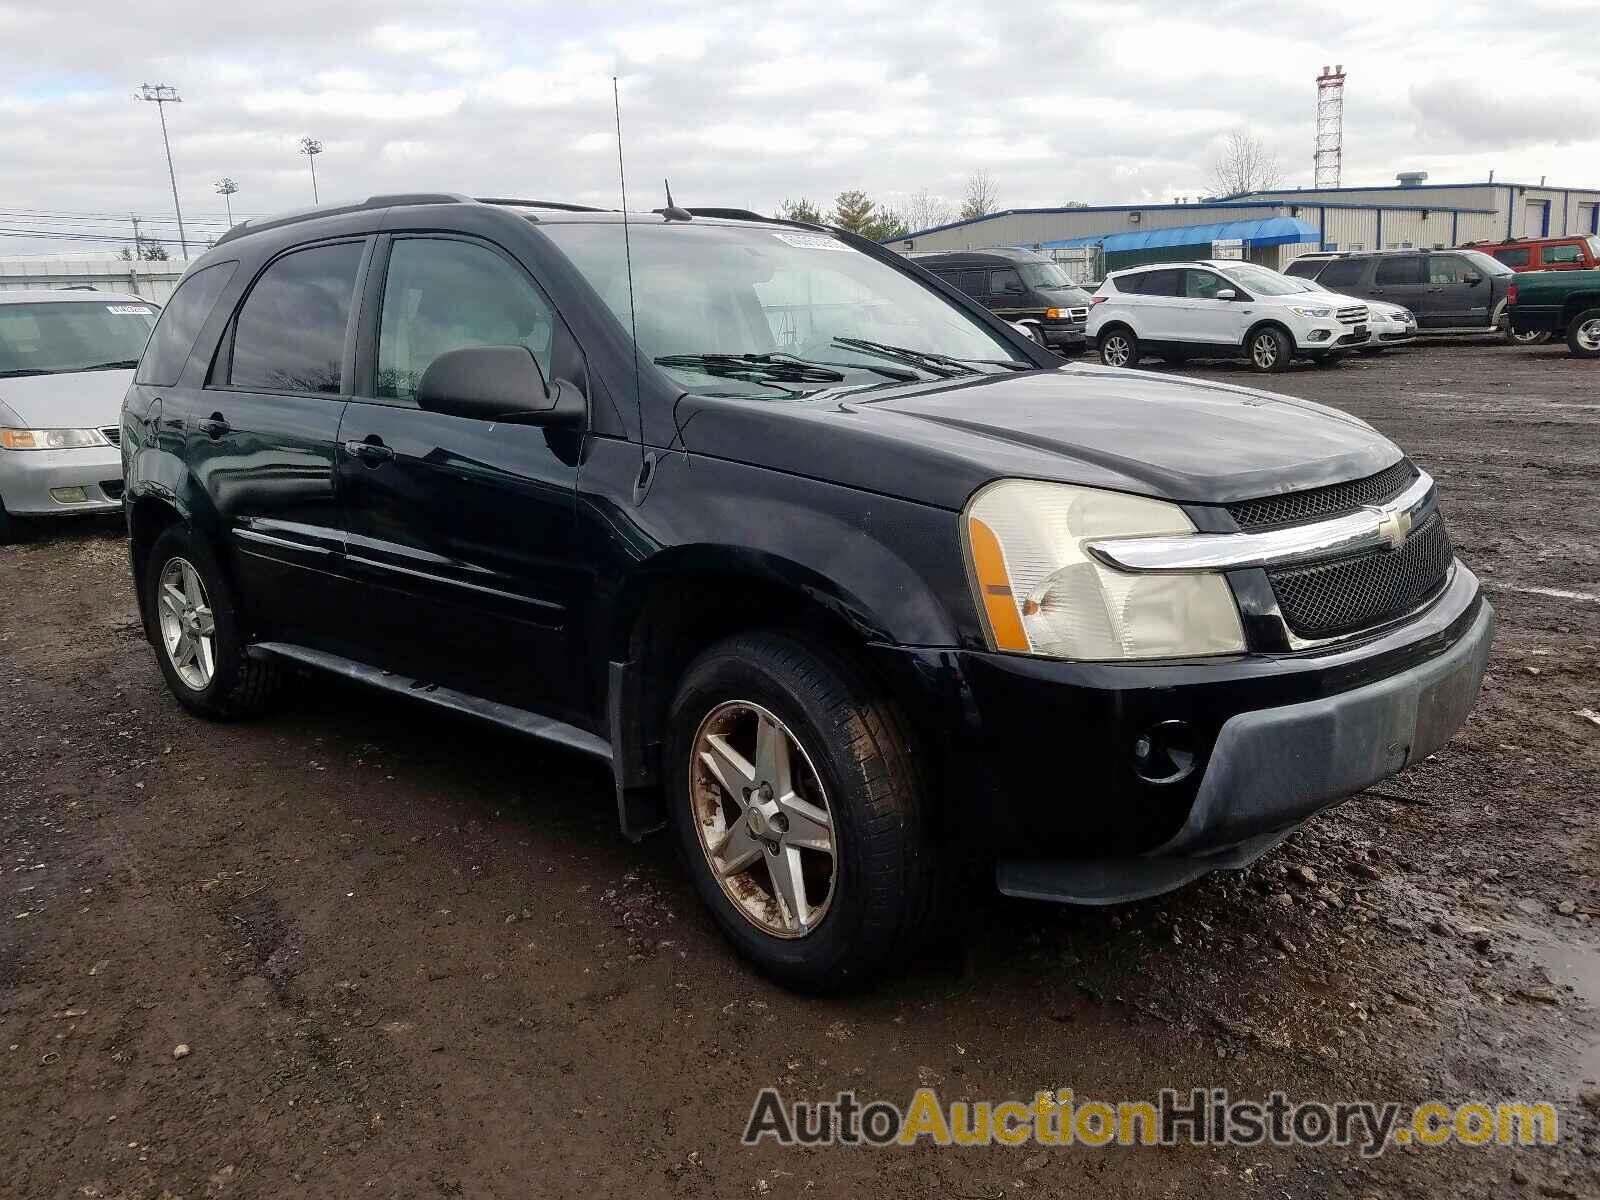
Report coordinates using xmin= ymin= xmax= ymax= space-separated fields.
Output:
xmin=1208 ymin=130 xmax=1282 ymax=197
xmin=959 ymin=169 xmax=1000 ymax=220
xmin=901 ymin=188 xmax=955 ymax=232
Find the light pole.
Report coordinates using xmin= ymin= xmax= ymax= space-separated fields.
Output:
xmin=137 ymin=83 xmax=189 ymax=260
xmin=298 ymin=138 xmax=324 ymax=204
xmin=214 ymin=177 xmax=239 ymax=226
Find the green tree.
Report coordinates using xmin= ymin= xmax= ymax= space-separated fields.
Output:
xmin=776 ymin=196 xmax=826 ymax=223
xmin=830 ymin=189 xmax=876 ymax=233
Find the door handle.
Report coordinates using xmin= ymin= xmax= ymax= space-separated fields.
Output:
xmin=197 ymin=413 xmax=230 ymax=439
xmin=343 ymin=437 xmax=395 ymax=466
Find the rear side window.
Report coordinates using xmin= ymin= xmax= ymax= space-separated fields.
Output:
xmin=1283 ymin=259 xmax=1323 ymax=279
xmin=1494 ymin=248 xmax=1531 ymax=268
xmin=1542 ymin=243 xmax=1581 ymax=265
xmin=1124 ymin=269 xmax=1182 ymax=297
xmin=135 ymin=261 xmax=237 ymax=386
xmin=229 ymin=241 xmax=364 ymax=395
xmin=1375 ymin=257 xmax=1423 ymax=286
xmin=1317 ymin=258 xmax=1365 ymax=287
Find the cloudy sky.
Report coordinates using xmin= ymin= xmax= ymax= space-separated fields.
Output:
xmin=1 ymin=0 xmax=1596 ymax=257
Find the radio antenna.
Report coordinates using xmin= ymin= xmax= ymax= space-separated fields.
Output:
xmin=613 ymin=75 xmax=644 ymax=457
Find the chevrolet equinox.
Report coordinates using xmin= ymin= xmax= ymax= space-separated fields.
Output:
xmin=121 ymin=194 xmax=1495 ymax=989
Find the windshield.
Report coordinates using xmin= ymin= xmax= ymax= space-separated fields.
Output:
xmin=0 ymin=300 xmax=157 ymax=377
xmin=1458 ymin=248 xmax=1514 ymax=277
xmin=538 ymin=221 xmax=1025 ymax=398
xmin=1218 ymin=265 xmax=1307 ymax=297
xmin=1016 ymin=261 xmax=1071 ymax=289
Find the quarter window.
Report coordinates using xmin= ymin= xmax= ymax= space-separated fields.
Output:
xmin=376 ymin=238 xmax=555 ymax=402
xmin=1317 ymin=259 xmax=1365 ymax=287
xmin=1374 ymin=257 xmax=1424 ymax=286
xmin=136 ymin=261 xmax=236 ymax=387
xmin=230 ymin=242 xmax=363 ymax=394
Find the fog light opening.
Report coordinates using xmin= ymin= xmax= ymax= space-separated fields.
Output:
xmin=50 ymin=486 xmax=89 ymax=504
xmin=1132 ymin=720 xmax=1198 ymax=784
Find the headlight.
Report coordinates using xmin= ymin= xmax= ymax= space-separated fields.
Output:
xmin=0 ymin=427 xmax=110 ymax=450
xmin=1288 ymin=305 xmax=1334 ymax=318
xmin=964 ymin=480 xmax=1246 ymax=661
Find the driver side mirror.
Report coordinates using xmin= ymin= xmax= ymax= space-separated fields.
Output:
xmin=1214 ymin=288 xmax=1238 ymax=301
xmin=416 ymin=345 xmax=582 ymax=426
xmin=1464 ymin=275 xmax=1481 ymax=286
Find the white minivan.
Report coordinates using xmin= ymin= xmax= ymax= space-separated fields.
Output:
xmin=1086 ymin=260 xmax=1373 ymax=373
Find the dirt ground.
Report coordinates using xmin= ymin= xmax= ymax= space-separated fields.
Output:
xmin=2 ymin=340 xmax=1597 ymax=1200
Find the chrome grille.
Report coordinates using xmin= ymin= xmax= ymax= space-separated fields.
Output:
xmin=1068 ymin=306 xmax=1089 ymax=321
xmin=1226 ymin=459 xmax=1417 ymax=531
xmin=101 ymin=425 xmax=120 ymax=448
xmin=1268 ymin=513 xmax=1454 ymax=639
xmin=1337 ymin=305 xmax=1369 ymax=325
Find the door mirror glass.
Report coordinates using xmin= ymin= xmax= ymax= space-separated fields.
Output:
xmin=1214 ymin=288 xmax=1238 ymax=301
xmin=415 ymin=345 xmax=567 ymax=423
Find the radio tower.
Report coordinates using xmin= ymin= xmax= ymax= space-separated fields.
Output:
xmin=1314 ymin=65 xmax=1346 ymax=190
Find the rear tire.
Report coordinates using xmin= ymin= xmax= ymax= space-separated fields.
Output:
xmin=1247 ymin=326 xmax=1292 ymax=373
xmin=1566 ymin=308 xmax=1600 ymax=359
xmin=145 ymin=525 xmax=284 ymax=719
xmin=1099 ymin=328 xmax=1140 ymax=368
xmin=666 ymin=631 xmax=938 ymax=991
xmin=1506 ymin=325 xmax=1552 ymax=346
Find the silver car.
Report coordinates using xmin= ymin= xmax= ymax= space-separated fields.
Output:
xmin=0 ymin=289 xmax=158 ymax=541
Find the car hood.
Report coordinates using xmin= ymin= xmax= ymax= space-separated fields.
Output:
xmin=673 ymin=364 xmax=1402 ymax=511
xmin=0 ymin=369 xmax=134 ymax=430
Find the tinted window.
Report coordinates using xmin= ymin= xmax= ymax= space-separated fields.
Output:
xmin=1317 ymin=259 xmax=1366 ymax=287
xmin=1494 ymin=248 xmax=1532 ymax=268
xmin=1375 ymin=257 xmax=1423 ymax=286
xmin=1184 ymin=270 xmax=1230 ymax=299
xmin=377 ymin=238 xmax=556 ymax=401
xmin=135 ymin=262 xmax=235 ymax=386
xmin=1542 ymin=243 xmax=1581 ymax=265
xmin=1283 ymin=259 xmax=1324 ymax=279
xmin=989 ymin=269 xmax=1024 ymax=295
xmin=1124 ymin=269 xmax=1182 ymax=297
xmin=230 ymin=242 xmax=363 ymax=394
xmin=1426 ymin=255 xmax=1480 ymax=285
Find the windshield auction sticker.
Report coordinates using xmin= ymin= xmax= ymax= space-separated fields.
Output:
xmin=772 ymin=232 xmax=851 ymax=252
xmin=742 ymin=1087 xmax=1560 ymax=1157
xmin=106 ymin=305 xmax=154 ymax=315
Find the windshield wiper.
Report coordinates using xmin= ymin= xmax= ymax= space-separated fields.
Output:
xmin=77 ymin=359 xmax=141 ymax=371
xmin=831 ymin=337 xmax=1030 ymax=377
xmin=0 ymin=368 xmax=53 ymax=378
xmin=654 ymin=353 xmax=847 ymax=386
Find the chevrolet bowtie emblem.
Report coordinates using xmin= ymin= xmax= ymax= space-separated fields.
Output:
xmin=1367 ymin=504 xmax=1413 ymax=550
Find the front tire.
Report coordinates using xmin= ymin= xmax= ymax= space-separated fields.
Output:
xmin=1099 ymin=328 xmax=1140 ymax=368
xmin=666 ymin=631 xmax=937 ymax=990
xmin=0 ymin=501 xmax=20 ymax=546
xmin=1247 ymin=327 xmax=1292 ymax=373
xmin=144 ymin=525 xmax=283 ymax=719
xmin=1310 ymin=351 xmax=1345 ymax=368
xmin=1566 ymin=308 xmax=1600 ymax=358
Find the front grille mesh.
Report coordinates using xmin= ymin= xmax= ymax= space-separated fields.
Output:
xmin=101 ymin=425 xmax=121 ymax=448
xmin=1336 ymin=305 xmax=1369 ymax=325
xmin=1227 ymin=459 xmax=1417 ymax=531
xmin=1269 ymin=512 xmax=1454 ymax=639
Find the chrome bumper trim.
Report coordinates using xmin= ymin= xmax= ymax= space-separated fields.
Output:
xmin=1089 ymin=471 xmax=1436 ymax=574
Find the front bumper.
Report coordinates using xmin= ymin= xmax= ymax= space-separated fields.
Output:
xmin=1040 ymin=323 xmax=1087 ymax=353
xmin=0 ymin=445 xmax=124 ymax=515
xmin=876 ymin=565 xmax=1493 ymax=905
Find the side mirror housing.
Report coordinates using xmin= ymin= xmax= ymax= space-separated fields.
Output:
xmin=1214 ymin=288 xmax=1238 ymax=301
xmin=416 ymin=345 xmax=577 ymax=425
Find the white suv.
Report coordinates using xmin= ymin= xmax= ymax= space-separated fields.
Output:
xmin=1086 ymin=260 xmax=1373 ymax=373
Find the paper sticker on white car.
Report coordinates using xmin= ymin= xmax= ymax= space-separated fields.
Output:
xmin=106 ymin=305 xmax=154 ymax=316
xmin=772 ymin=232 xmax=851 ymax=252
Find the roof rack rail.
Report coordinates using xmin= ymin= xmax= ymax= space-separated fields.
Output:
xmin=214 ymin=193 xmax=473 ymax=246
xmin=477 ymin=198 xmax=607 ymax=213
xmin=680 ymin=207 xmax=771 ymax=221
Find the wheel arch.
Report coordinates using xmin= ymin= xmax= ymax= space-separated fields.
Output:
xmin=1243 ymin=318 xmax=1295 ymax=348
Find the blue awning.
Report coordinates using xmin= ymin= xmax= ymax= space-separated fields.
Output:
xmin=1039 ymin=217 xmax=1320 ymax=253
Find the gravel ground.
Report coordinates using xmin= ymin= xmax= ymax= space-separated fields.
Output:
xmin=1 ymin=339 xmax=1597 ymax=1199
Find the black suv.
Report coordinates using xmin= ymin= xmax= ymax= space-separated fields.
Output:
xmin=1284 ymin=248 xmax=1515 ymax=335
xmin=911 ymin=247 xmax=1090 ymax=354
xmin=122 ymin=194 xmax=1494 ymax=989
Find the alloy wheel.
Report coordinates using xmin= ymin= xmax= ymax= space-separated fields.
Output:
xmin=157 ymin=557 xmax=216 ymax=691
xmin=1577 ymin=319 xmax=1600 ymax=352
xmin=1102 ymin=335 xmax=1131 ymax=367
xmin=1510 ymin=327 xmax=1547 ymax=345
xmin=1251 ymin=333 xmax=1279 ymax=369
xmin=689 ymin=700 xmax=837 ymax=938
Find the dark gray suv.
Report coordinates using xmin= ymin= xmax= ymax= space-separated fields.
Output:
xmin=1285 ymin=248 xmax=1515 ymax=336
